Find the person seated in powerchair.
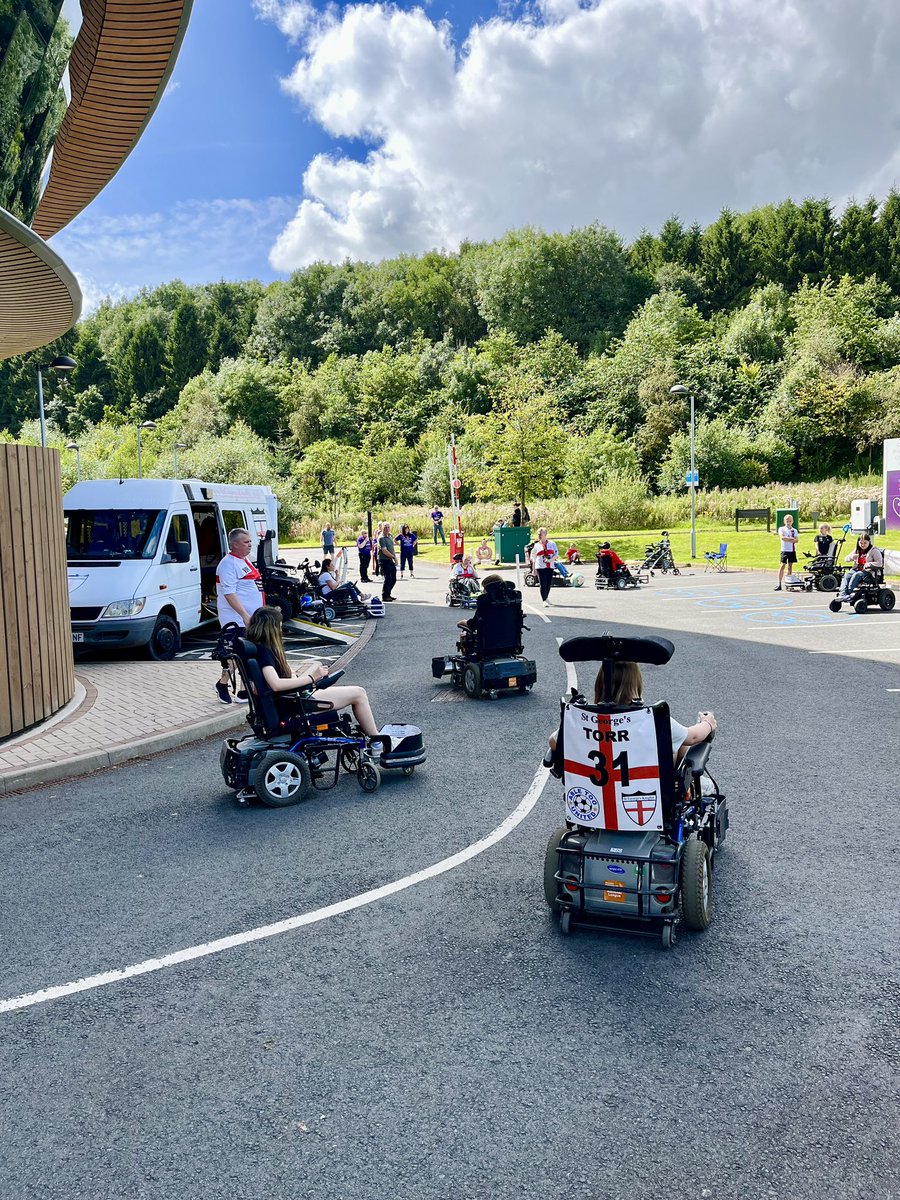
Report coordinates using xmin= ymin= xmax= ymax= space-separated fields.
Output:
xmin=434 ymin=575 xmax=537 ymax=697
xmin=318 ymin=556 xmax=377 ymax=612
xmin=834 ymin=534 xmax=883 ymax=603
xmin=596 ymin=542 xmax=637 ymax=587
xmin=250 ymin=606 xmax=385 ymax=745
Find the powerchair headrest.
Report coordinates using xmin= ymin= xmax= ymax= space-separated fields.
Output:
xmin=559 ymin=633 xmax=675 ymax=666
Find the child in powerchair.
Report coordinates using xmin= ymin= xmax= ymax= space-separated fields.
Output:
xmin=548 ymin=657 xmax=717 ymax=763
xmin=247 ymin=606 xmax=387 ymax=749
xmin=596 ymin=541 xmax=636 ymax=585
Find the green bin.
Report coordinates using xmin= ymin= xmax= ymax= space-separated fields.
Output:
xmin=493 ymin=525 xmax=531 ymax=564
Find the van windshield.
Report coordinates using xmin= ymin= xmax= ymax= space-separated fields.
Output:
xmin=66 ymin=510 xmax=166 ymax=560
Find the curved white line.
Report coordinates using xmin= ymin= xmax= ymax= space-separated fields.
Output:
xmin=0 ymin=767 xmax=551 ymax=1014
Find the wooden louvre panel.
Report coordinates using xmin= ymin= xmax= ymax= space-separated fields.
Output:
xmin=0 ymin=445 xmax=75 ymax=740
xmin=0 ymin=210 xmax=82 ymax=359
xmin=32 ymin=0 xmax=193 ymax=240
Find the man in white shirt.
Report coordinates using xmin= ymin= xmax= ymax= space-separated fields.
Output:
xmin=215 ymin=527 xmax=264 ymax=703
xmin=532 ymin=527 xmax=559 ymax=606
xmin=774 ymin=514 xmax=799 ymax=590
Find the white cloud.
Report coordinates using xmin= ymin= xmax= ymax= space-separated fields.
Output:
xmin=49 ymin=197 xmax=298 ymax=311
xmin=259 ymin=0 xmax=900 ymax=269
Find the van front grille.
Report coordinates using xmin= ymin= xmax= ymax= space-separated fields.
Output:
xmin=70 ymin=607 xmax=103 ymax=622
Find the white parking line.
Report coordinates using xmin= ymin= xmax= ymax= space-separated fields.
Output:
xmin=809 ymin=647 xmax=900 ymax=655
xmin=525 ymin=603 xmax=551 ymax=624
xmin=0 ymin=767 xmax=551 ymax=1014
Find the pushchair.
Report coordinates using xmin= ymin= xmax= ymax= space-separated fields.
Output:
xmin=640 ymin=533 xmax=680 ymax=576
xmin=543 ymin=634 xmax=727 ymax=948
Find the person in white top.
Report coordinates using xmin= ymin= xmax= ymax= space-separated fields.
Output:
xmin=532 ymin=527 xmax=559 ymax=606
xmin=774 ymin=514 xmax=799 ymax=590
xmin=215 ymin=527 xmax=264 ymax=703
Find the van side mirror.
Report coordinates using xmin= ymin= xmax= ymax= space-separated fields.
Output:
xmin=163 ymin=542 xmax=192 ymax=564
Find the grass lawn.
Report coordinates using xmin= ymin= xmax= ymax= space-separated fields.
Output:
xmin=406 ymin=522 xmax=900 ymax=574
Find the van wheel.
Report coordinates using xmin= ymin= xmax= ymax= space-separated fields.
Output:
xmin=146 ymin=614 xmax=180 ymax=660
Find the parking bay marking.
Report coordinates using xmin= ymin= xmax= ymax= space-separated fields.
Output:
xmin=0 ymin=765 xmax=552 ymax=1014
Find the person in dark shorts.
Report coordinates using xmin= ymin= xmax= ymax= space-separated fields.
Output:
xmin=774 ymin=514 xmax=798 ymax=590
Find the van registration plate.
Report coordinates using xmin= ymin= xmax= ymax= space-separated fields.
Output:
xmin=72 ymin=631 xmax=85 ymax=643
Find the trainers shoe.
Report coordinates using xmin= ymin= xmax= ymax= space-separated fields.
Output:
xmin=235 ymin=689 xmax=249 ymax=704
xmin=773 ymin=585 xmax=782 ymax=591
xmin=542 ymin=600 xmax=550 ymax=607
xmin=384 ymin=596 xmax=396 ymax=602
xmin=215 ymin=681 xmax=233 ymax=705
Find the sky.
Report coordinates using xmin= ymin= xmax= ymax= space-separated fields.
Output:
xmin=50 ymin=0 xmax=900 ymax=310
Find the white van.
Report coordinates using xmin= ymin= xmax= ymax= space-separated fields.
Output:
xmin=64 ymin=479 xmax=279 ymax=658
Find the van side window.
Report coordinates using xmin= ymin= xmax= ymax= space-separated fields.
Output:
xmin=165 ymin=514 xmax=192 ymax=558
xmin=222 ymin=510 xmax=245 ymax=536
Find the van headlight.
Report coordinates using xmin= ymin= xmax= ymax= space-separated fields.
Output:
xmin=101 ymin=598 xmax=146 ymax=618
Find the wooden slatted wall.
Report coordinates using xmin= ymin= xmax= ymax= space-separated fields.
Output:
xmin=0 ymin=445 xmax=75 ymax=740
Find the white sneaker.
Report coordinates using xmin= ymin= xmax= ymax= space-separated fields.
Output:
xmin=542 ymin=600 xmax=550 ymax=608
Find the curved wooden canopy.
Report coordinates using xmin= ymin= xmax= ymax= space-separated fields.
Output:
xmin=0 ymin=207 xmax=82 ymax=360
xmin=32 ymin=0 xmax=193 ymax=240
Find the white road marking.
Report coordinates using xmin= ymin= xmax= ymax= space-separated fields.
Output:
xmin=809 ymin=647 xmax=900 ymax=655
xmin=557 ymin=636 xmax=578 ymax=693
xmin=525 ymin=603 xmax=551 ymax=624
xmin=0 ymin=767 xmax=551 ymax=1014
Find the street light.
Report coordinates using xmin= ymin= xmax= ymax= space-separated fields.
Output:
xmin=136 ymin=419 xmax=156 ymax=478
xmin=173 ymin=442 xmax=187 ymax=479
xmin=670 ymin=383 xmax=697 ymax=559
xmin=65 ymin=440 xmax=81 ymax=481
xmin=35 ymin=355 xmax=77 ymax=448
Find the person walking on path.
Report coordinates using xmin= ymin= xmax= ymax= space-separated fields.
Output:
xmin=356 ymin=528 xmax=372 ymax=581
xmin=532 ymin=527 xmax=559 ymax=606
xmin=372 ymin=521 xmax=383 ymax=577
xmin=321 ymin=522 xmax=336 ymax=560
xmin=774 ymin=514 xmax=799 ymax=590
xmin=398 ymin=524 xmax=417 ymax=578
xmin=379 ymin=522 xmax=398 ymax=601
xmin=214 ymin=527 xmax=264 ymax=703
xmin=431 ymin=506 xmax=446 ymax=544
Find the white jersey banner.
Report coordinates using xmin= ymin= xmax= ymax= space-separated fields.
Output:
xmin=562 ymin=704 xmax=664 ymax=832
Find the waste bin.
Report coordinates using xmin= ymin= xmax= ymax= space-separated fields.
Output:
xmin=449 ymin=531 xmax=464 ymax=562
xmin=494 ymin=525 xmax=531 ymax=564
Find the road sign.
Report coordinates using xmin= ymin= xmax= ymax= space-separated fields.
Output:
xmin=452 ymin=478 xmax=461 ymax=490
xmin=685 ymin=470 xmax=699 ymax=487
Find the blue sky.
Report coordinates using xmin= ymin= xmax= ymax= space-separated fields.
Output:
xmin=52 ymin=0 xmax=900 ymax=310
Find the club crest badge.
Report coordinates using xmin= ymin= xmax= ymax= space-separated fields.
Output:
xmin=566 ymin=786 xmax=600 ymax=823
xmin=622 ymin=790 xmax=658 ymax=826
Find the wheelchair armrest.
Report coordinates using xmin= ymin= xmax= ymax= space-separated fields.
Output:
xmin=681 ymin=738 xmax=712 ymax=776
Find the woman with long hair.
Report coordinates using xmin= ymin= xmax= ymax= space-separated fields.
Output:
xmin=398 ymin=523 xmax=417 ymax=579
xmin=247 ymin=607 xmax=382 ymax=738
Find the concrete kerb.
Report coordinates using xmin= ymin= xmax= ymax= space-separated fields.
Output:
xmin=0 ymin=617 xmax=378 ymax=798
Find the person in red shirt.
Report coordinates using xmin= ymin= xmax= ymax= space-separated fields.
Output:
xmin=565 ymin=544 xmax=582 ymax=565
xmin=596 ymin=541 xmax=634 ymax=586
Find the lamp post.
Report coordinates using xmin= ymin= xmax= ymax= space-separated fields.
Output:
xmin=670 ymin=383 xmax=696 ymax=559
xmin=66 ymin=441 xmax=81 ymax=481
xmin=136 ymin=419 xmax=156 ymax=478
xmin=35 ymin=355 xmax=77 ymax=448
xmin=173 ymin=442 xmax=187 ymax=479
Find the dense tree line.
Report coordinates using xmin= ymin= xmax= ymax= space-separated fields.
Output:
xmin=4 ymin=194 xmax=900 ymax=519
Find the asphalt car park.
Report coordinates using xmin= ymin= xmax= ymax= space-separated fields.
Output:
xmin=1 ymin=569 xmax=896 ymax=1199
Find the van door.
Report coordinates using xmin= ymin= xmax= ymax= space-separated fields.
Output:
xmin=160 ymin=511 xmax=201 ymax=632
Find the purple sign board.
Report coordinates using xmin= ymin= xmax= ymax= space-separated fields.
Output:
xmin=886 ymin=439 xmax=900 ymax=533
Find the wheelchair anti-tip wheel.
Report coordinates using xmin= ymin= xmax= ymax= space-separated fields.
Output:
xmin=680 ymin=838 xmax=712 ymax=930
xmin=251 ymin=749 xmax=311 ymax=807
xmin=661 ymin=923 xmax=675 ymax=950
xmin=357 ymin=760 xmax=381 ymax=792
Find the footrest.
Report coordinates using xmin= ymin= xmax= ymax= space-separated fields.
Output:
xmin=378 ymin=723 xmax=424 ymax=759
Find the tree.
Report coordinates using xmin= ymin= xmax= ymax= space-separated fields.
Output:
xmin=701 ymin=209 xmax=756 ymax=309
xmin=163 ymin=298 xmax=207 ymax=403
xmin=476 ymin=375 xmax=567 ymax=505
